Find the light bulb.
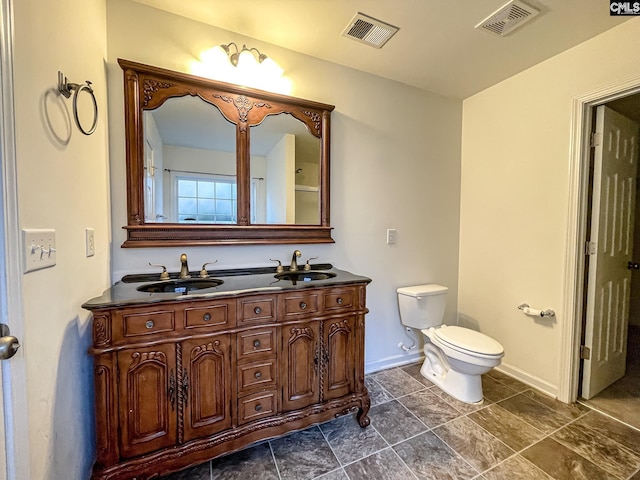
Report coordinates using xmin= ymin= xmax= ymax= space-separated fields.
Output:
xmin=237 ymin=48 xmax=258 ymax=70
xmin=193 ymin=45 xmax=235 ymax=82
xmin=260 ymin=57 xmax=284 ymax=78
xmin=200 ymin=46 xmax=227 ymax=65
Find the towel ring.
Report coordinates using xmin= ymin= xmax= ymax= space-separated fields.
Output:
xmin=57 ymin=71 xmax=98 ymax=136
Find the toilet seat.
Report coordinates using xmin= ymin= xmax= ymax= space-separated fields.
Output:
xmin=429 ymin=326 xmax=504 ymax=359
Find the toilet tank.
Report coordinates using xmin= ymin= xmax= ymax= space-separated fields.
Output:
xmin=397 ymin=284 xmax=448 ymax=329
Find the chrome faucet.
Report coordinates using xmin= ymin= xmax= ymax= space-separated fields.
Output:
xmin=290 ymin=250 xmax=302 ymax=271
xmin=179 ymin=253 xmax=191 ymax=279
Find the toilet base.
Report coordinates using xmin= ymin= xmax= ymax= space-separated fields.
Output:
xmin=420 ymin=347 xmax=485 ymax=404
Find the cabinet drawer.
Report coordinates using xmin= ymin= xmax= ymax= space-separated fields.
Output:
xmin=118 ymin=310 xmax=175 ymax=339
xmin=238 ymin=296 xmax=276 ymax=325
xmin=280 ymin=292 xmax=319 ymax=318
xmin=238 ymin=390 xmax=278 ymax=425
xmin=324 ymin=288 xmax=356 ymax=312
xmin=184 ymin=300 xmax=235 ymax=331
xmin=237 ymin=328 xmax=276 ymax=358
xmin=237 ymin=358 xmax=277 ymax=394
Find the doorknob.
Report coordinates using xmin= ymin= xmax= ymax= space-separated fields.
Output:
xmin=0 ymin=323 xmax=19 ymax=360
xmin=628 ymin=261 xmax=640 ymax=270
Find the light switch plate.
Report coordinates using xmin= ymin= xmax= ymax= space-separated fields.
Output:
xmin=386 ymin=228 xmax=397 ymax=245
xmin=22 ymin=228 xmax=56 ymax=273
xmin=85 ymin=228 xmax=95 ymax=257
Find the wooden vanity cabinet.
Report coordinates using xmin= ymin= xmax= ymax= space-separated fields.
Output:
xmin=281 ymin=321 xmax=320 ymax=411
xmin=89 ymin=283 xmax=370 ymax=480
xmin=117 ymin=343 xmax=177 ymax=459
xmin=114 ymin=333 xmax=233 ymax=459
xmin=181 ymin=335 xmax=232 ymax=442
xmin=324 ymin=315 xmax=356 ymax=401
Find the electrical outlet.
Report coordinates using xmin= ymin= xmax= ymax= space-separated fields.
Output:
xmin=386 ymin=228 xmax=397 ymax=245
xmin=85 ymin=228 xmax=95 ymax=257
xmin=22 ymin=228 xmax=56 ymax=273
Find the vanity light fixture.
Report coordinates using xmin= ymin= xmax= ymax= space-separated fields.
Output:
xmin=220 ymin=42 xmax=284 ymax=77
xmin=220 ymin=43 xmax=262 ymax=66
xmin=192 ymin=42 xmax=288 ymax=93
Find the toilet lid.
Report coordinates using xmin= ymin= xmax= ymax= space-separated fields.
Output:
xmin=432 ymin=326 xmax=504 ymax=357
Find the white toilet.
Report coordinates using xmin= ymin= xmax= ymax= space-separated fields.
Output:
xmin=397 ymin=284 xmax=504 ymax=404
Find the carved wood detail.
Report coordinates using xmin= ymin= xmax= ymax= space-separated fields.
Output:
xmin=301 ymin=109 xmax=322 ymax=136
xmin=328 ymin=318 xmax=351 ymax=336
xmin=93 ymin=315 xmax=111 ymax=346
xmin=176 ymin=343 xmax=184 ymax=444
xmin=128 ymin=350 xmax=167 ymax=369
xmin=142 ymin=79 xmax=173 ymax=106
xmin=288 ymin=326 xmax=313 ymax=343
xmin=190 ymin=340 xmax=222 ymax=359
xmin=212 ymin=94 xmax=272 ymax=123
xmin=319 ymin=320 xmax=326 ymax=403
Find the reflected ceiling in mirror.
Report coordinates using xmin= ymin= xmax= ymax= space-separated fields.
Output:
xmin=120 ymin=58 xmax=335 ymax=247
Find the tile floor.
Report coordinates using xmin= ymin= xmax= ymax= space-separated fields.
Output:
xmin=161 ymin=363 xmax=640 ymax=480
xmin=581 ymin=326 xmax=640 ymax=430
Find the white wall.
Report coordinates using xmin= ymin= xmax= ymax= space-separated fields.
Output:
xmin=106 ymin=0 xmax=462 ymax=372
xmin=459 ymin=19 xmax=640 ymax=396
xmin=13 ymin=0 xmax=110 ymax=478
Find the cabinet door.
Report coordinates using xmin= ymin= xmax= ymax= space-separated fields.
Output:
xmin=117 ymin=344 xmax=177 ymax=458
xmin=323 ymin=316 xmax=355 ymax=401
xmin=281 ymin=322 xmax=320 ymax=411
xmin=182 ymin=335 xmax=232 ymax=442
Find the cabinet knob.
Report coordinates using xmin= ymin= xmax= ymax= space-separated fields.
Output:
xmin=145 ymin=320 xmax=155 ymax=329
xmin=254 ymin=306 xmax=262 ymax=315
xmin=203 ymin=313 xmax=212 ymax=322
xmin=337 ymin=297 xmax=343 ymax=305
xmin=254 ymin=371 xmax=262 ymax=379
xmin=255 ymin=403 xmax=263 ymax=412
xmin=253 ymin=339 xmax=261 ymax=348
xmin=300 ymin=302 xmax=307 ymax=310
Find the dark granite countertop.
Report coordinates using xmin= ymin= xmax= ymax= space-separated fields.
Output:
xmin=82 ymin=264 xmax=371 ymax=310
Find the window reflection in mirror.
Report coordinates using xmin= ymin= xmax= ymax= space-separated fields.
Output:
xmin=143 ymin=96 xmax=237 ymax=224
xmin=250 ymin=113 xmax=321 ymax=225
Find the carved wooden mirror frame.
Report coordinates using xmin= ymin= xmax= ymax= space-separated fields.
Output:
xmin=119 ymin=58 xmax=335 ymax=247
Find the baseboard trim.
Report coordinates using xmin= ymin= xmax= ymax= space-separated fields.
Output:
xmin=496 ymin=363 xmax=559 ymax=399
xmin=366 ymin=356 xmax=561 ymax=400
xmin=365 ymin=352 xmax=423 ymax=374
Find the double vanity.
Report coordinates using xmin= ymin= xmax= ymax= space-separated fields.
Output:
xmin=87 ymin=58 xmax=369 ymax=479
xmin=83 ymin=258 xmax=371 ymax=480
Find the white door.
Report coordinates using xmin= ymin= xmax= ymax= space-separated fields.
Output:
xmin=582 ymin=105 xmax=640 ymax=399
xmin=0 ymin=0 xmax=29 ymax=477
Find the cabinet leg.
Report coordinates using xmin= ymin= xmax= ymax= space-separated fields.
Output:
xmin=356 ymin=398 xmax=371 ymax=428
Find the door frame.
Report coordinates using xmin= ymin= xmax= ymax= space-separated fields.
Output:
xmin=0 ymin=0 xmax=31 ymax=477
xmin=559 ymin=76 xmax=640 ymax=403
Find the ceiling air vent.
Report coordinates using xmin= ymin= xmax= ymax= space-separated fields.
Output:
xmin=341 ymin=12 xmax=399 ymax=49
xmin=475 ymin=0 xmax=540 ymax=37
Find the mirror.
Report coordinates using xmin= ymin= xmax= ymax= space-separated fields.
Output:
xmin=250 ymin=113 xmax=321 ymax=225
xmin=143 ymin=96 xmax=237 ymax=224
xmin=119 ymin=58 xmax=334 ymax=247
